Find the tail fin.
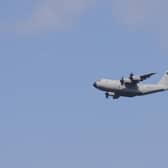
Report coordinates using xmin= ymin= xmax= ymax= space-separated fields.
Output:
xmin=159 ymin=71 xmax=168 ymax=88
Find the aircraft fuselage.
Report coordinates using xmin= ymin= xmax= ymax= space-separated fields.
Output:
xmin=93 ymin=79 xmax=166 ymax=98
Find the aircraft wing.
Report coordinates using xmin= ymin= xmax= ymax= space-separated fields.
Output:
xmin=122 ymin=72 xmax=156 ymax=85
xmin=140 ymin=72 xmax=156 ymax=81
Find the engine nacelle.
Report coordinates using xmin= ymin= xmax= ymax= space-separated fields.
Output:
xmin=123 ymin=78 xmax=132 ymax=84
xmin=120 ymin=75 xmax=142 ymax=85
xmin=131 ymin=76 xmax=141 ymax=81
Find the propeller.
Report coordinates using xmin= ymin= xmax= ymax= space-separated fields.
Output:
xmin=129 ymin=73 xmax=134 ymax=80
xmin=120 ymin=76 xmax=124 ymax=85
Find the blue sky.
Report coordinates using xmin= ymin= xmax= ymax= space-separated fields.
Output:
xmin=0 ymin=0 xmax=168 ymax=168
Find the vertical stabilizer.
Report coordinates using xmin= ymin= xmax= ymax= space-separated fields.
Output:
xmin=159 ymin=71 xmax=168 ymax=88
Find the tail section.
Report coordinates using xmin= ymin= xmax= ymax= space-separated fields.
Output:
xmin=159 ymin=71 xmax=168 ymax=89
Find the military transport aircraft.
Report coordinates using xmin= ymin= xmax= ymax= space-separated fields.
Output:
xmin=93 ymin=71 xmax=168 ymax=99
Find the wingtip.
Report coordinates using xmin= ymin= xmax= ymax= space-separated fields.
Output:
xmin=152 ymin=72 xmax=157 ymax=75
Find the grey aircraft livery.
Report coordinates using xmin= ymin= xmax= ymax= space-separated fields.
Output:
xmin=93 ymin=71 xmax=168 ymax=99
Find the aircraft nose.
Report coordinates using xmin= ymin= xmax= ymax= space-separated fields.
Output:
xmin=93 ymin=82 xmax=97 ymax=88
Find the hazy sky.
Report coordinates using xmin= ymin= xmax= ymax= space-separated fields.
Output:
xmin=1 ymin=0 xmax=168 ymax=168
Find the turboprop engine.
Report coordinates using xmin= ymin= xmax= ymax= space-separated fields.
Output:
xmin=120 ymin=73 xmax=142 ymax=85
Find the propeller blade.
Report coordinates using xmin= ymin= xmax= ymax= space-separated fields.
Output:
xmin=129 ymin=73 xmax=134 ymax=80
xmin=120 ymin=76 xmax=124 ymax=85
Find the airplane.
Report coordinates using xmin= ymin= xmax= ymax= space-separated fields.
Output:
xmin=93 ymin=71 xmax=168 ymax=99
